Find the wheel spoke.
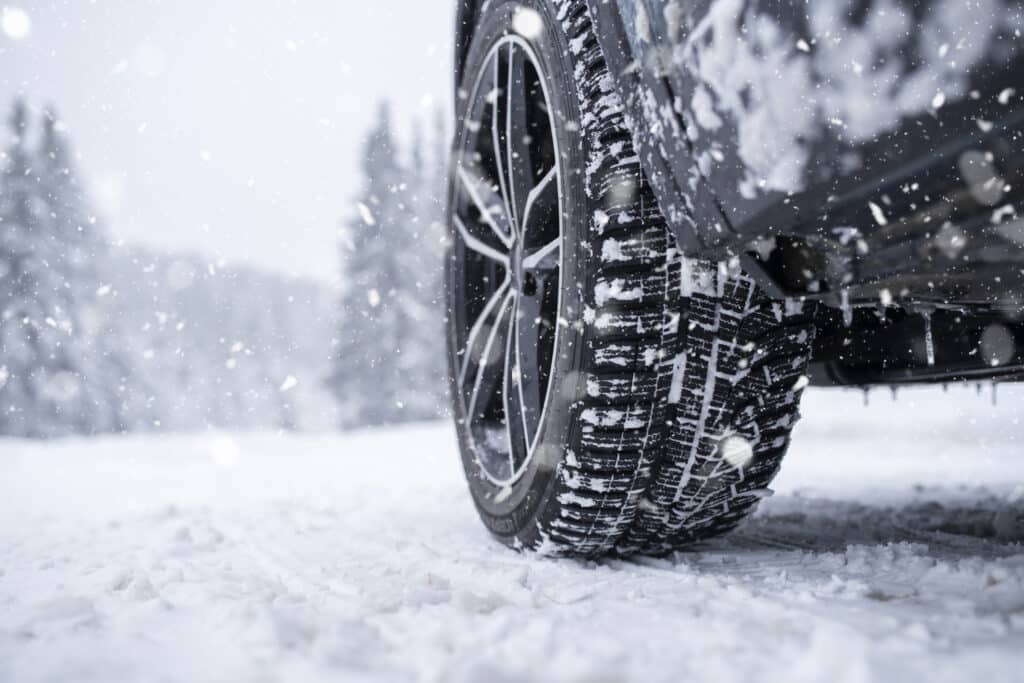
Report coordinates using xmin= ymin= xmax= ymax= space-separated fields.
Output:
xmin=491 ymin=54 xmax=515 ymax=242
xmin=504 ymin=42 xmax=534 ymax=231
xmin=453 ymin=215 xmax=510 ymax=265
xmin=520 ymin=165 xmax=559 ymax=252
xmin=523 ymin=236 xmax=561 ymax=272
xmin=459 ymin=278 xmax=512 ymax=388
xmin=504 ymin=298 xmax=529 ymax=473
xmin=463 ymin=287 xmax=516 ymax=426
xmin=514 ymin=288 xmax=545 ymax=451
xmin=457 ymin=165 xmax=514 ymax=246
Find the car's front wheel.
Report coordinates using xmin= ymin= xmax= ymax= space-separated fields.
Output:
xmin=446 ymin=0 xmax=816 ymax=556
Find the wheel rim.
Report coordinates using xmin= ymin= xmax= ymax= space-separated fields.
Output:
xmin=450 ymin=35 xmax=563 ymax=486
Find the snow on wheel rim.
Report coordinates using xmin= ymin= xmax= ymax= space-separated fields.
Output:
xmin=451 ymin=34 xmax=564 ymax=487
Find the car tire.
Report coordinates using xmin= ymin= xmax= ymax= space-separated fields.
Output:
xmin=446 ymin=0 xmax=816 ymax=556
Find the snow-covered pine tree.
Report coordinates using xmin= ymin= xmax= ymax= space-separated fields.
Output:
xmin=99 ymin=245 xmax=337 ymax=433
xmin=0 ymin=100 xmax=100 ymax=436
xmin=38 ymin=106 xmax=123 ymax=433
xmin=330 ymin=101 xmax=416 ymax=428
xmin=397 ymin=112 xmax=449 ymax=421
xmin=0 ymin=98 xmax=339 ymax=437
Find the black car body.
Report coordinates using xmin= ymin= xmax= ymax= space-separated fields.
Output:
xmin=456 ymin=0 xmax=1024 ymax=387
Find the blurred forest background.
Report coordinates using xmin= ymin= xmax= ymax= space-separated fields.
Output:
xmin=0 ymin=97 xmax=450 ymax=437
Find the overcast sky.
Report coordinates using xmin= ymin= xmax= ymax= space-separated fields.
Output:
xmin=1 ymin=1 xmax=454 ymax=282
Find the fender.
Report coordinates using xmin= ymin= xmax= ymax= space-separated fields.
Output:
xmin=585 ymin=0 xmax=735 ymax=260
xmin=586 ymin=0 xmax=1024 ymax=303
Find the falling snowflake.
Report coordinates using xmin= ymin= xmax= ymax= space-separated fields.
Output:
xmin=357 ymin=202 xmax=376 ymax=226
xmin=512 ymin=7 xmax=543 ymax=39
xmin=868 ymin=201 xmax=888 ymax=226
xmin=1 ymin=7 xmax=31 ymax=40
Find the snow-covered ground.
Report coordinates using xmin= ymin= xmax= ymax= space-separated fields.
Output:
xmin=1 ymin=386 xmax=1023 ymax=683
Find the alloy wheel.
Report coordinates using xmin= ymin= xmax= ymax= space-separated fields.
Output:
xmin=449 ymin=35 xmax=563 ymax=486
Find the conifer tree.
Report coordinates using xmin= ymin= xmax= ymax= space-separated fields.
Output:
xmin=39 ymin=106 xmax=122 ymax=433
xmin=330 ymin=101 xmax=413 ymax=427
xmin=0 ymin=100 xmax=122 ymax=436
xmin=0 ymin=100 xmax=80 ymax=435
xmin=400 ymin=112 xmax=449 ymax=420
xmin=0 ymin=99 xmax=341 ymax=437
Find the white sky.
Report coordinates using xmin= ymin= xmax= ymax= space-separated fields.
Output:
xmin=0 ymin=1 xmax=454 ymax=282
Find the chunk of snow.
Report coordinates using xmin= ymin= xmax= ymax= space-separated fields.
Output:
xmin=634 ymin=3 xmax=651 ymax=43
xmin=720 ymin=435 xmax=754 ymax=468
xmin=668 ymin=353 xmax=687 ymax=404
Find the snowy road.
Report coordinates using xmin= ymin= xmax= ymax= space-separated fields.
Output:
xmin=2 ymin=387 xmax=1023 ymax=683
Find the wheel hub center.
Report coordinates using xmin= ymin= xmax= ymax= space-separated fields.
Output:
xmin=511 ymin=238 xmax=525 ymax=290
